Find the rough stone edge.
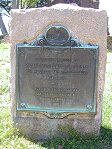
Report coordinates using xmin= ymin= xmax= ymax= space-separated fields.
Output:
xmin=10 ymin=5 xmax=107 ymax=139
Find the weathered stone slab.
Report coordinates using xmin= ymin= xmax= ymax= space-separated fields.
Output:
xmin=10 ymin=4 xmax=107 ymax=140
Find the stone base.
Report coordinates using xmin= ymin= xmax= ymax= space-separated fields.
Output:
xmin=14 ymin=112 xmax=100 ymax=140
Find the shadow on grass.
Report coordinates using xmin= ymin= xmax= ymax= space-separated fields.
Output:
xmin=41 ymin=127 xmax=112 ymax=149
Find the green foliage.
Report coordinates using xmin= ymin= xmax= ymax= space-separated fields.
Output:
xmin=22 ymin=0 xmax=38 ymax=8
xmin=42 ymin=126 xmax=112 ymax=149
xmin=102 ymin=52 xmax=112 ymax=129
xmin=21 ymin=0 xmax=51 ymax=8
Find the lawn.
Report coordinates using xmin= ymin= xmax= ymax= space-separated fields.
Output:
xmin=0 ymin=43 xmax=112 ymax=149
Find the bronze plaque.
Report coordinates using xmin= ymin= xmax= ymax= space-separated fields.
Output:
xmin=16 ymin=46 xmax=98 ymax=114
xmin=45 ymin=26 xmax=70 ymax=45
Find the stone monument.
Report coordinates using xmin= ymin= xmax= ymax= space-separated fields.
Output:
xmin=10 ymin=4 xmax=107 ymax=140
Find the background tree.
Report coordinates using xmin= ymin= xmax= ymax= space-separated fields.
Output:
xmin=21 ymin=0 xmax=51 ymax=8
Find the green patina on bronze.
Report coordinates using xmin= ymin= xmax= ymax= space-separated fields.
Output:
xmin=16 ymin=25 xmax=99 ymax=118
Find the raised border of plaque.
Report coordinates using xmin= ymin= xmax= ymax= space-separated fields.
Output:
xmin=16 ymin=25 xmax=98 ymax=118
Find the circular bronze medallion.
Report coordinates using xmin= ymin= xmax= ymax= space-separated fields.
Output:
xmin=45 ymin=25 xmax=70 ymax=45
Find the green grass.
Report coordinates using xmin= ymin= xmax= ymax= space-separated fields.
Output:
xmin=102 ymin=52 xmax=112 ymax=129
xmin=0 ymin=43 xmax=112 ymax=149
xmin=0 ymin=43 xmax=45 ymax=149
